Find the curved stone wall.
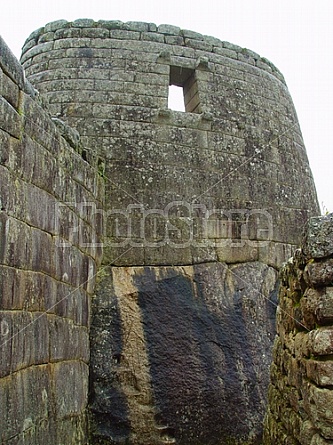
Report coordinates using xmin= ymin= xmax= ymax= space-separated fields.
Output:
xmin=20 ymin=20 xmax=320 ymax=445
xmin=21 ymin=19 xmax=319 ymax=267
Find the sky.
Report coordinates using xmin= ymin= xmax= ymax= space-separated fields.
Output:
xmin=1 ymin=0 xmax=332 ymax=213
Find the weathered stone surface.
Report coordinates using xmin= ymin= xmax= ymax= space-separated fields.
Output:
xmin=0 ymin=19 xmax=321 ymax=445
xmin=303 ymin=214 xmax=333 ymax=259
xmin=306 ymin=360 xmax=333 ymax=387
xmin=264 ymin=215 xmax=333 ymax=445
xmin=305 ymin=259 xmax=333 ymax=287
xmin=90 ymin=262 xmax=278 ymax=444
xmin=0 ymin=36 xmax=25 ymax=89
xmin=0 ymin=34 xmax=103 ymax=444
xmin=22 ymin=20 xmax=319 ymax=266
xmin=306 ymin=384 xmax=333 ymax=439
xmin=308 ymin=328 xmax=333 ymax=356
xmin=52 ymin=117 xmax=81 ymax=149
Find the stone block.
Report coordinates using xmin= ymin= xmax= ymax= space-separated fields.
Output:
xmin=163 ymin=35 xmax=184 ymax=46
xmin=31 ymin=228 xmax=55 ymax=276
xmin=48 ymin=315 xmax=89 ymax=362
xmin=305 ymin=259 xmax=333 ymax=287
xmin=157 ymin=24 xmax=181 ymax=35
xmin=55 ymin=414 xmax=88 ymax=444
xmin=54 ymin=280 xmax=89 ymax=325
xmin=25 ymin=183 xmax=58 ymax=235
xmin=294 ymin=331 xmax=310 ymax=359
xmin=126 ymin=21 xmax=149 ymax=32
xmin=22 ymin=95 xmax=58 ymax=150
xmin=238 ymin=51 xmax=256 ymax=66
xmin=308 ymin=328 xmax=333 ymax=356
xmin=21 ymin=38 xmax=38 ymax=55
xmin=216 ymin=242 xmax=259 ymax=263
xmin=54 ymin=27 xmax=82 ymax=40
xmin=141 ymin=33 xmax=165 ymax=43
xmin=0 ymin=128 xmax=10 ymax=166
xmin=0 ymin=311 xmax=49 ymax=376
xmin=1 ymin=72 xmax=20 ymax=110
xmin=302 ymin=214 xmax=333 ymax=260
xmin=305 ymin=384 xmax=333 ymax=439
xmin=20 ymin=41 xmax=54 ymax=65
xmin=44 ymin=20 xmax=69 ymax=33
xmin=1 ymin=215 xmax=33 ymax=269
xmin=259 ymin=241 xmax=294 ymax=269
xmin=0 ymin=36 xmax=25 ymax=89
xmin=0 ymin=165 xmax=16 ymax=217
xmin=282 ymin=349 xmax=303 ymax=389
xmin=72 ymin=18 xmax=95 ymax=28
xmin=2 ymin=365 xmax=53 ymax=441
xmin=110 ymin=30 xmax=141 ymax=40
xmin=306 ymin=359 xmax=333 ymax=387
xmin=315 ymin=287 xmax=333 ymax=324
xmin=185 ymin=38 xmax=213 ymax=51
xmin=38 ymin=31 xmax=56 ymax=43
xmin=97 ymin=20 xmax=125 ymax=30
xmin=301 ymin=288 xmax=324 ymax=330
xmin=53 ymin=361 xmax=88 ymax=417
xmin=0 ymin=96 xmax=22 ymax=138
xmin=213 ymin=46 xmax=239 ymax=59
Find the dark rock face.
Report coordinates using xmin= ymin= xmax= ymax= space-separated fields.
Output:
xmin=90 ymin=263 xmax=278 ymax=444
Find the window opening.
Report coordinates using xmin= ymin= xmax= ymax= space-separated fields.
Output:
xmin=168 ymin=66 xmax=201 ymax=113
xmin=168 ymin=85 xmax=185 ymax=112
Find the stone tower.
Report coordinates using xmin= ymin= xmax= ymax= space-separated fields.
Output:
xmin=18 ymin=19 xmax=319 ymax=444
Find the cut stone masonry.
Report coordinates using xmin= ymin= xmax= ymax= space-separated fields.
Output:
xmin=0 ymin=19 xmax=321 ymax=445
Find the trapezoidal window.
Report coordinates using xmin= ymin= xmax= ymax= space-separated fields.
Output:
xmin=168 ymin=66 xmax=201 ymax=113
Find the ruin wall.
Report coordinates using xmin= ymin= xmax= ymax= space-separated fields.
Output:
xmin=0 ymin=19 xmax=323 ymax=445
xmin=19 ymin=19 xmax=320 ymax=445
xmin=0 ymin=36 xmax=103 ymax=444
xmin=264 ymin=214 xmax=333 ymax=445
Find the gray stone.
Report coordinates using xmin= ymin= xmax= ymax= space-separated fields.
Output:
xmin=181 ymin=28 xmax=204 ymax=40
xmin=72 ymin=18 xmax=95 ymax=28
xmin=303 ymin=214 xmax=333 ymax=259
xmin=308 ymin=328 xmax=333 ymax=356
xmin=97 ymin=19 xmax=125 ymax=30
xmin=305 ymin=259 xmax=333 ymax=286
xmin=52 ymin=117 xmax=80 ymax=149
xmin=223 ymin=40 xmax=243 ymax=52
xmin=157 ymin=24 xmax=181 ymax=35
xmin=0 ymin=36 xmax=25 ymax=89
xmin=44 ymin=19 xmax=69 ymax=33
xmin=0 ymin=19 xmax=322 ymax=445
xmin=126 ymin=21 xmax=149 ymax=32
xmin=0 ymin=31 xmax=102 ymax=444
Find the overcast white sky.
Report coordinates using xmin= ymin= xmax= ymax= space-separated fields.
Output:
xmin=1 ymin=0 xmax=332 ymax=213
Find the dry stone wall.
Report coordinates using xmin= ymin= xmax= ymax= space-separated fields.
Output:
xmin=0 ymin=36 xmax=103 ymax=444
xmin=264 ymin=214 xmax=333 ymax=445
xmin=20 ymin=19 xmax=320 ymax=445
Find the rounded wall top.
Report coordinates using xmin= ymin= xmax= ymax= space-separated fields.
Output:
xmin=21 ymin=18 xmax=285 ymax=84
